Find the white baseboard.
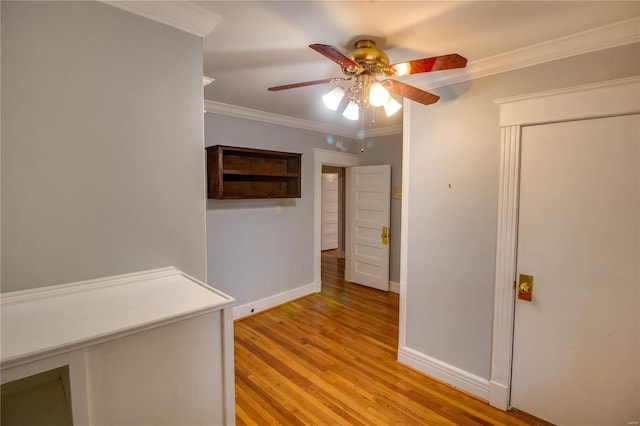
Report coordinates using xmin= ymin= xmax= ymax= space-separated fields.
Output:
xmin=489 ymin=380 xmax=510 ymax=410
xmin=397 ymin=346 xmax=489 ymax=401
xmin=233 ymin=282 xmax=315 ymax=320
xmin=389 ymin=280 xmax=400 ymax=293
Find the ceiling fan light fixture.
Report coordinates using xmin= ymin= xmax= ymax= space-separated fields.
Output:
xmin=342 ymin=101 xmax=360 ymax=120
xmin=269 ymin=40 xmax=467 ymax=123
xmin=394 ymin=63 xmax=411 ymax=77
xmin=369 ymin=81 xmax=389 ymax=107
xmin=322 ymin=86 xmax=345 ymax=111
xmin=384 ymin=96 xmax=402 ymax=117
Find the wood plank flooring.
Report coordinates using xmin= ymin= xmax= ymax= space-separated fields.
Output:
xmin=234 ymin=250 xmax=552 ymax=425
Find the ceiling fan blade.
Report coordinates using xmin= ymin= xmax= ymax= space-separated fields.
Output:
xmin=336 ymin=94 xmax=352 ymax=114
xmin=268 ymin=78 xmax=336 ymax=91
xmin=384 ymin=54 xmax=467 ymax=77
xmin=309 ymin=44 xmax=363 ymax=73
xmin=384 ymin=80 xmax=440 ymax=105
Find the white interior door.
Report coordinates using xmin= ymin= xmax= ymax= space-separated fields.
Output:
xmin=345 ymin=165 xmax=391 ymax=291
xmin=511 ymin=114 xmax=639 ymax=425
xmin=321 ymin=173 xmax=339 ymax=251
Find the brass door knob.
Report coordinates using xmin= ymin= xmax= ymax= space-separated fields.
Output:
xmin=381 ymin=226 xmax=389 ymax=245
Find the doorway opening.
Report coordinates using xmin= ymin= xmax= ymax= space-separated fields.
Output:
xmin=321 ymin=166 xmax=346 ymax=290
xmin=313 ymin=149 xmax=358 ymax=293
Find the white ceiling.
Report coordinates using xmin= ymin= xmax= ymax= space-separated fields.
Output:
xmin=195 ymin=1 xmax=638 ymax=136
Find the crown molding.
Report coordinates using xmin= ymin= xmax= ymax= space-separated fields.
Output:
xmin=494 ymin=75 xmax=640 ymax=105
xmin=101 ymin=1 xmax=222 ymax=38
xmin=204 ymin=100 xmax=402 ymax=139
xmin=206 ymin=17 xmax=637 ymax=138
xmin=416 ymin=17 xmax=640 ymax=90
xmin=363 ymin=125 xmax=403 ymax=138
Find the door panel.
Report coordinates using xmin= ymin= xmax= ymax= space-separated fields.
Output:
xmin=511 ymin=115 xmax=639 ymax=425
xmin=321 ymin=173 xmax=339 ymax=251
xmin=346 ymin=165 xmax=391 ymax=291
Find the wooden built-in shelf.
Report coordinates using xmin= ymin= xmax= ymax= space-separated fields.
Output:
xmin=206 ymin=145 xmax=302 ymax=199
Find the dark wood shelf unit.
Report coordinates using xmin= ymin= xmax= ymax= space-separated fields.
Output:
xmin=206 ymin=145 xmax=302 ymax=199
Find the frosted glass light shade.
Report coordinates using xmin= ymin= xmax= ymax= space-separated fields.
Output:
xmin=394 ymin=63 xmax=411 ymax=76
xmin=322 ymin=87 xmax=345 ymax=111
xmin=342 ymin=101 xmax=360 ymax=120
xmin=384 ymin=96 xmax=402 ymax=117
xmin=369 ymin=82 xmax=389 ymax=107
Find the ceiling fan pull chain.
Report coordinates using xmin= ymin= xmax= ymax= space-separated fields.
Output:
xmin=360 ymin=113 xmax=366 ymax=153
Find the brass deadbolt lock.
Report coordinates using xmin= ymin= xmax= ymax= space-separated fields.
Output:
xmin=517 ymin=274 xmax=534 ymax=302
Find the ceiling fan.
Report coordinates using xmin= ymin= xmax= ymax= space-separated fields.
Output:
xmin=268 ymin=40 xmax=467 ymax=120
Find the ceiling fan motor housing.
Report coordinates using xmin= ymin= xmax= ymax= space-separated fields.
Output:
xmin=345 ymin=40 xmax=389 ymax=75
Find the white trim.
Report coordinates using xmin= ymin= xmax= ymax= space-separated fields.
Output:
xmin=203 ymin=19 xmax=636 ymax=138
xmin=313 ymin=148 xmax=359 ymax=167
xmin=101 ymin=1 xmax=222 ymax=38
xmin=398 ymin=99 xmax=410 ymax=349
xmin=233 ymin=283 xmax=315 ymax=320
xmin=497 ymin=76 xmax=640 ymax=126
xmin=362 ymin=124 xmax=403 ymax=138
xmin=489 ymin=125 xmax=521 ymax=410
xmin=1 ymin=266 xmax=178 ymax=305
xmin=389 ymin=281 xmax=400 ymax=294
xmin=221 ymin=307 xmax=236 ymax=424
xmin=490 ymin=76 xmax=640 ymax=410
xmin=202 ymin=18 xmax=637 ymax=138
xmin=205 ymin=100 xmax=401 ymax=139
xmin=411 ymin=18 xmax=640 ymax=91
xmin=496 ymin=75 xmax=640 ymax=105
xmin=398 ymin=346 xmax=490 ymax=400
xmin=314 ymin=149 xmax=359 ymax=293
xmin=1 ymin=350 xmax=91 ymax=426
xmin=344 ymin=169 xmax=352 ymax=282
xmin=1 ymin=267 xmax=234 ymax=369
xmin=489 ymin=381 xmax=510 ymax=412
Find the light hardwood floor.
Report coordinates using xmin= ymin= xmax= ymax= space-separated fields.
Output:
xmin=234 ymin=250 xmax=552 ymax=425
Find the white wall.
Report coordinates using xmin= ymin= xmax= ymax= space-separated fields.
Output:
xmin=204 ymin=113 xmax=356 ymax=306
xmin=1 ymin=1 xmax=207 ymax=291
xmin=402 ymin=43 xmax=640 ymax=381
xmin=358 ymin=134 xmax=402 ymax=284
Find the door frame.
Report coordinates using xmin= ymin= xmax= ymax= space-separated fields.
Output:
xmin=489 ymin=76 xmax=640 ymax=410
xmin=321 ymin=172 xmax=340 ymax=251
xmin=314 ymin=148 xmax=359 ymax=293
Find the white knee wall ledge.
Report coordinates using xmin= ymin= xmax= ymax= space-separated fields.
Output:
xmin=1 ymin=267 xmax=236 ymax=425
